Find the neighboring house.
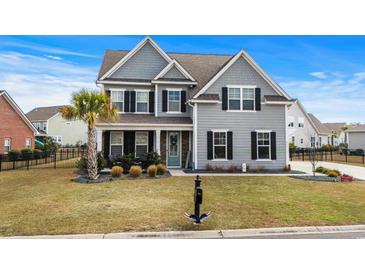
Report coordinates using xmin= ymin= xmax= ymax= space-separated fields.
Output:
xmin=95 ymin=36 xmax=293 ymax=170
xmin=306 ymin=113 xmax=332 ymax=147
xmin=287 ymin=100 xmax=329 ymax=148
xmin=27 ymin=106 xmax=88 ymax=146
xmin=322 ymin=122 xmax=346 ymax=146
xmin=0 ymin=90 xmax=38 ymax=154
xmin=345 ymin=124 xmax=365 ymax=151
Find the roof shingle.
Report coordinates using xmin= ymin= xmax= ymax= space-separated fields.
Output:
xmin=27 ymin=105 xmax=66 ymax=121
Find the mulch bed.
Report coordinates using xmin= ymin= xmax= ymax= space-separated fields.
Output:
xmin=73 ymin=172 xmax=171 ymax=184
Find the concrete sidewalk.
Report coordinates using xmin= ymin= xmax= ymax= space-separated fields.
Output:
xmin=3 ymin=224 xmax=365 ymax=239
xmin=290 ymin=161 xmax=365 ymax=180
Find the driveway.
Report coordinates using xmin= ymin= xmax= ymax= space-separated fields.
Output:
xmin=290 ymin=161 xmax=365 ymax=180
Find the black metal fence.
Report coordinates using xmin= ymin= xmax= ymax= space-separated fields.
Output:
xmin=290 ymin=149 xmax=365 ymax=165
xmin=0 ymin=147 xmax=86 ymax=172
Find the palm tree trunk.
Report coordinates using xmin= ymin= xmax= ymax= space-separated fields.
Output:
xmin=87 ymin=127 xmax=98 ymax=180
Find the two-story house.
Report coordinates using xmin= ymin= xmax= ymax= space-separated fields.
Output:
xmin=27 ymin=105 xmax=88 ymax=146
xmin=287 ymin=100 xmax=330 ymax=148
xmin=95 ymin=36 xmax=293 ymax=170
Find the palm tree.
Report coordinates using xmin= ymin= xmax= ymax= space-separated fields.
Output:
xmin=60 ymin=89 xmax=118 ymax=179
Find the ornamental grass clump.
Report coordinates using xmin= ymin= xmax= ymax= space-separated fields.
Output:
xmin=156 ymin=164 xmax=167 ymax=175
xmin=129 ymin=165 xmax=142 ymax=177
xmin=147 ymin=164 xmax=157 ymax=177
xmin=111 ymin=166 xmax=123 ymax=177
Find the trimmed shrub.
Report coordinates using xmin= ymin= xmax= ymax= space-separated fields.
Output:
xmin=8 ymin=149 xmax=20 ymax=161
xmin=32 ymin=149 xmax=43 ymax=159
xmin=147 ymin=164 xmax=157 ymax=177
xmin=227 ymin=165 xmax=237 ymax=173
xmin=328 ymin=171 xmax=340 ymax=177
xmin=20 ymin=148 xmax=33 ymax=160
xmin=330 ymin=169 xmax=341 ymax=177
xmin=113 ymin=153 xmax=135 ymax=172
xmin=315 ymin=166 xmax=324 ymax=173
xmin=129 ymin=165 xmax=142 ymax=177
xmin=141 ymin=152 xmax=161 ymax=169
xmin=76 ymin=152 xmax=106 ymax=172
xmin=111 ymin=166 xmax=123 ymax=177
xmin=156 ymin=164 xmax=167 ymax=175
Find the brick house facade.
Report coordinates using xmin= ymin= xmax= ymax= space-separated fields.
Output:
xmin=0 ymin=91 xmax=38 ymax=154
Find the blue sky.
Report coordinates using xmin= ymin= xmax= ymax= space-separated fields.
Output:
xmin=0 ymin=35 xmax=364 ymax=123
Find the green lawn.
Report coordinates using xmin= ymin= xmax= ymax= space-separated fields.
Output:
xmin=1 ymin=168 xmax=365 ymax=236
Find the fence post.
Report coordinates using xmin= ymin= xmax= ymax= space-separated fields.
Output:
xmin=60 ymin=149 xmax=63 ymax=161
xmin=73 ymin=148 xmax=75 ymax=158
xmin=302 ymin=150 xmax=304 ymax=161
xmin=345 ymin=151 xmax=348 ymax=163
xmin=54 ymin=151 xmax=57 ymax=169
xmin=330 ymin=150 xmax=333 ymax=161
xmin=27 ymin=159 xmax=30 ymax=170
xmin=362 ymin=154 xmax=364 ymax=165
xmin=67 ymin=149 xmax=69 ymax=160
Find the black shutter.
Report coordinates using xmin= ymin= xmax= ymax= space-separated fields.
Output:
xmin=149 ymin=91 xmax=155 ymax=113
xmin=227 ymin=131 xmax=233 ymax=160
xmin=148 ymin=131 xmax=154 ymax=152
xmin=181 ymin=90 xmax=186 ymax=112
xmin=130 ymin=91 xmax=136 ymax=112
xmin=124 ymin=131 xmax=135 ymax=155
xmin=255 ymin=88 xmax=261 ymax=111
xmin=251 ymin=131 xmax=257 ymax=160
xmin=222 ymin=87 xmax=228 ymax=110
xmin=270 ymin=131 xmax=277 ymax=160
xmin=103 ymin=131 xmax=110 ymax=159
xmin=162 ymin=90 xmax=168 ymax=112
xmin=207 ymin=131 xmax=213 ymax=160
xmin=124 ymin=91 xmax=130 ymax=112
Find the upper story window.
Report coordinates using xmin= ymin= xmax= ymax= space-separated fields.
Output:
xmin=135 ymin=132 xmax=148 ymax=158
xmin=298 ymin=117 xmax=304 ymax=128
xmin=228 ymin=87 xmax=255 ymax=111
xmin=213 ymin=131 xmax=227 ymax=160
xmin=168 ymin=90 xmax=181 ymax=112
xmin=288 ymin=116 xmax=294 ymax=127
xmin=111 ymin=90 xmax=124 ymax=112
xmin=257 ymin=132 xmax=271 ymax=160
xmin=136 ymin=91 xmax=149 ymax=113
xmin=4 ymin=138 xmax=11 ymax=154
xmin=25 ymin=138 xmax=32 ymax=148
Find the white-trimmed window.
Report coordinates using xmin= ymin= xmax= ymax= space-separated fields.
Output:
xmin=136 ymin=91 xmax=149 ymax=113
xmin=213 ymin=131 xmax=227 ymax=159
xmin=4 ymin=138 xmax=11 ymax=154
xmin=168 ymin=90 xmax=181 ymax=112
xmin=257 ymin=132 xmax=271 ymax=160
xmin=288 ymin=116 xmax=294 ymax=127
xmin=135 ymin=132 xmax=148 ymax=158
xmin=25 ymin=138 xmax=32 ymax=148
xmin=111 ymin=90 xmax=124 ymax=112
xmin=298 ymin=117 xmax=304 ymax=128
xmin=319 ymin=137 xmax=322 ymax=147
xmin=291 ymin=136 xmax=295 ymax=144
xmin=300 ymin=138 xmax=303 ymax=144
xmin=52 ymin=136 xmax=62 ymax=144
xmin=310 ymin=136 xmax=316 ymax=147
xmin=228 ymin=87 xmax=255 ymax=111
xmin=110 ymin=132 xmax=123 ymax=157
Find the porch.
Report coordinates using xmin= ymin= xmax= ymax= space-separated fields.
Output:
xmin=96 ymin=129 xmax=193 ymax=168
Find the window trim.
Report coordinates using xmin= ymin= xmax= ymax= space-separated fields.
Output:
xmin=4 ymin=138 xmax=11 ymax=154
xmin=25 ymin=138 xmax=32 ymax=149
xmin=256 ymin=130 xmax=271 ymax=161
xmin=110 ymin=131 xmax=124 ymax=157
xmin=135 ymin=131 xmax=149 ymax=158
xmin=212 ymin=129 xmax=228 ymax=160
xmin=110 ymin=89 xmax=125 ymax=114
xmin=167 ymin=89 xmax=182 ymax=114
xmin=227 ymin=85 xmax=256 ymax=112
xmin=135 ymin=89 xmax=150 ymax=114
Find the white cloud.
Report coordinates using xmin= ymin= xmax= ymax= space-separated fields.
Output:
xmin=280 ymin=72 xmax=365 ymax=123
xmin=0 ymin=52 xmax=97 ymax=112
xmin=309 ymin=71 xmax=328 ymax=79
xmin=45 ymin=55 xmax=63 ymax=60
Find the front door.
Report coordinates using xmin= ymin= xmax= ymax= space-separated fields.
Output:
xmin=167 ymin=131 xmax=180 ymax=167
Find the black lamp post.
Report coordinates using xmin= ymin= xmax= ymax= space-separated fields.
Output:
xmin=185 ymin=175 xmax=211 ymax=224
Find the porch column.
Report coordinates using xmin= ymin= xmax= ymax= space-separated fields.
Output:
xmin=155 ymin=129 xmax=161 ymax=154
xmin=96 ymin=129 xmax=103 ymax=152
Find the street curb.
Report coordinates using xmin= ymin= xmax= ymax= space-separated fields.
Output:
xmin=2 ymin=224 xmax=365 ymax=239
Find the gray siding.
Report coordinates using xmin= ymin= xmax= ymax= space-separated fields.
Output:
xmin=348 ymin=132 xmax=365 ymax=150
xmin=196 ymin=103 xmax=287 ymax=170
xmin=206 ymin=57 xmax=279 ymax=99
xmin=157 ymin=84 xmax=192 ymax=118
xmin=110 ymin=42 xmax=168 ymax=80
xmin=161 ymin=66 xmax=187 ymax=79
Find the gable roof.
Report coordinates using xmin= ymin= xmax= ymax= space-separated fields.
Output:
xmin=99 ymin=36 xmax=172 ymax=80
xmin=347 ymin=124 xmax=365 ymax=132
xmin=97 ymin=37 xmax=292 ymax=100
xmin=307 ymin=113 xmax=332 ymax=135
xmin=27 ymin=105 xmax=67 ymax=121
xmin=0 ymin=90 xmax=38 ymax=134
xmin=153 ymin=59 xmax=196 ymax=82
xmin=322 ymin=122 xmax=346 ymax=134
